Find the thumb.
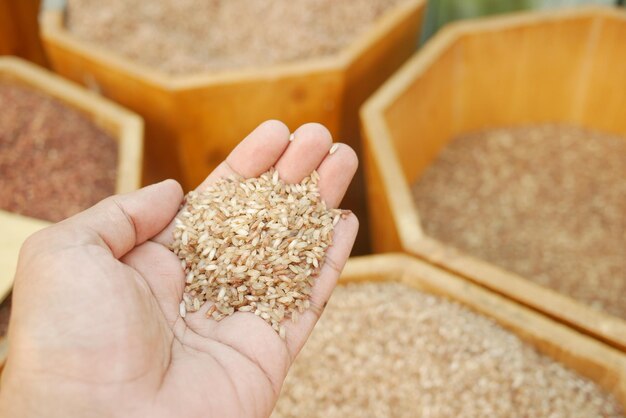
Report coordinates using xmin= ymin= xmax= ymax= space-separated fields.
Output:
xmin=63 ymin=179 xmax=183 ymax=258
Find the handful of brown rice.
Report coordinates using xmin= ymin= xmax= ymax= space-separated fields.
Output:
xmin=171 ymin=168 xmax=344 ymax=338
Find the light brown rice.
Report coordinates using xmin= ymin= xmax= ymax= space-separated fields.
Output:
xmin=171 ymin=168 xmax=346 ymax=338
xmin=273 ymin=282 xmax=624 ymax=418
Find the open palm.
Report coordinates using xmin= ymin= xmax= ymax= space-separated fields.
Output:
xmin=0 ymin=121 xmax=359 ymax=418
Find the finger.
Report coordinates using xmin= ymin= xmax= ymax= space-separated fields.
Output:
xmin=153 ymin=120 xmax=291 ymax=246
xmin=316 ymin=143 xmax=358 ymax=208
xmin=63 ymin=179 xmax=183 ymax=259
xmin=283 ymin=213 xmax=359 ymax=359
xmin=274 ymin=123 xmax=333 ymax=184
xmin=197 ymin=119 xmax=291 ymax=190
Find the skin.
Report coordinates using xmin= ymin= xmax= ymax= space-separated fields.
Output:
xmin=0 ymin=121 xmax=359 ymax=418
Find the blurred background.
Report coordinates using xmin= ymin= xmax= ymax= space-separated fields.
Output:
xmin=421 ymin=0 xmax=618 ymax=41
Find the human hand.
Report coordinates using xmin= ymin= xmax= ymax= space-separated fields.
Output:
xmin=0 ymin=121 xmax=359 ymax=418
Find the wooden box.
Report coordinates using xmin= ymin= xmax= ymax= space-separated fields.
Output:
xmin=361 ymin=7 xmax=626 ymax=349
xmin=0 ymin=56 xmax=143 ymax=303
xmin=0 ymin=0 xmax=47 ymax=66
xmin=340 ymin=254 xmax=626 ymax=409
xmin=40 ymin=0 xmax=427 ymax=254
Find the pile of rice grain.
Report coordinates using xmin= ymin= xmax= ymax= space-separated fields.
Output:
xmin=411 ymin=124 xmax=626 ymax=318
xmin=66 ymin=0 xmax=406 ymax=74
xmin=273 ymin=282 xmax=624 ymax=418
xmin=171 ymin=169 xmax=344 ymax=338
xmin=0 ymin=80 xmax=118 ymax=222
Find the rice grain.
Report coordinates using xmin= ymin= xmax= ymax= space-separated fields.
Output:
xmin=273 ymin=282 xmax=624 ymax=418
xmin=66 ymin=0 xmax=407 ymax=74
xmin=0 ymin=80 xmax=118 ymax=222
xmin=171 ymin=168 xmax=346 ymax=338
xmin=411 ymin=124 xmax=626 ymax=318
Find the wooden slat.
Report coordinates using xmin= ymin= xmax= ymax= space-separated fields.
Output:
xmin=0 ymin=212 xmax=47 ymax=302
